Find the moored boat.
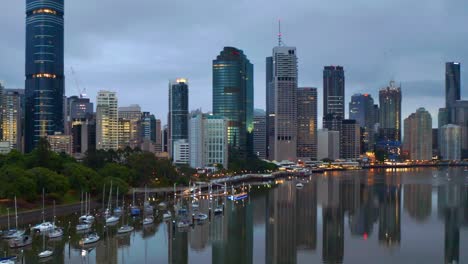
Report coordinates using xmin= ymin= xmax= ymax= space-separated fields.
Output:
xmin=9 ymin=235 xmax=33 ymax=248
xmin=79 ymin=233 xmax=100 ymax=245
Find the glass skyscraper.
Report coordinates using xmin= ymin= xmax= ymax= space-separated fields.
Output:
xmin=168 ymin=79 xmax=189 ymax=158
xmin=297 ymin=87 xmax=317 ymax=160
xmin=349 ymin=93 xmax=377 ymax=152
xmin=213 ymin=47 xmax=253 ymax=155
xmin=25 ymin=0 xmax=64 ymax=152
xmin=379 ymin=81 xmax=402 ymax=142
xmin=446 ymin=62 xmax=460 ymax=121
xmin=323 ymin=66 xmax=345 ymax=118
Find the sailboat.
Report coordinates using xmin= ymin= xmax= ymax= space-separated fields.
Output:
xmin=32 ymin=189 xmax=56 ymax=232
xmin=79 ymin=192 xmax=95 ymax=223
xmin=2 ymin=197 xmax=25 ymax=239
xmin=79 ymin=232 xmax=100 ymax=246
xmin=113 ymin=187 xmax=122 ymax=216
xmin=105 ymin=182 xmax=120 ymax=224
xmin=48 ymin=201 xmax=63 ymax=239
xmin=38 ymin=229 xmax=53 ymax=258
xmin=130 ymin=189 xmax=141 ymax=216
xmin=117 ymin=197 xmax=134 ymax=234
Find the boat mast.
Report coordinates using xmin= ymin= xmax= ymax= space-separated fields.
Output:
xmin=7 ymin=208 xmax=10 ymax=231
xmin=42 ymin=188 xmax=45 ymax=223
xmin=116 ymin=187 xmax=119 ymax=209
xmin=84 ymin=192 xmax=87 ymax=217
xmin=102 ymin=184 xmax=106 ymax=212
xmin=14 ymin=196 xmax=18 ymax=230
xmin=108 ymin=181 xmax=113 ymax=212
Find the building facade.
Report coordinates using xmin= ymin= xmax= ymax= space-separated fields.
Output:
xmin=173 ymin=139 xmax=190 ymax=165
xmin=445 ymin=62 xmax=460 ymax=121
xmin=253 ymin=109 xmax=267 ymax=160
xmin=349 ymin=93 xmax=377 ymax=153
xmin=297 ymin=87 xmax=317 ymax=160
xmin=323 ymin=66 xmax=345 ymax=119
xmin=47 ymin=132 xmax=72 ymax=155
xmin=118 ymin=105 xmax=141 ymax=149
xmin=25 ymin=0 xmax=65 ymax=152
xmin=403 ymin=108 xmax=433 ymax=161
xmin=96 ymin=91 xmax=118 ymax=150
xmin=379 ymin=81 xmax=402 ymax=142
xmin=1 ymin=89 xmax=24 ymax=151
xmin=213 ymin=47 xmax=253 ymax=156
xmin=340 ymin=120 xmax=360 ymax=160
xmin=71 ymin=113 xmax=95 ymax=157
xmin=189 ymin=113 xmax=229 ymax=169
xmin=439 ymin=124 xmax=461 ymax=160
xmin=268 ymin=46 xmax=298 ymax=161
xmin=168 ymin=79 xmax=189 ymax=159
xmin=317 ymin=129 xmax=340 ymax=161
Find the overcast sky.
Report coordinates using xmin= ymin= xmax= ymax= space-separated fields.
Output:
xmin=1 ymin=0 xmax=467 ymax=127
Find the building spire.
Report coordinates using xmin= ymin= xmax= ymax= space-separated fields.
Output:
xmin=278 ymin=19 xmax=283 ymax=46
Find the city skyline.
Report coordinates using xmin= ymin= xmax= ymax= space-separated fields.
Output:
xmin=1 ymin=1 xmax=467 ymax=128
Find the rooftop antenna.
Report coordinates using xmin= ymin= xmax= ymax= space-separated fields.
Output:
xmin=278 ymin=19 xmax=283 ymax=47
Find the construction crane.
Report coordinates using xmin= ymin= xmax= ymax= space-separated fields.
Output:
xmin=70 ymin=67 xmax=87 ymax=98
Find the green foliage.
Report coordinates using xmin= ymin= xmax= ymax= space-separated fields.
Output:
xmin=62 ymin=163 xmax=101 ymax=193
xmin=0 ymin=166 xmax=36 ymax=201
xmin=98 ymin=163 xmax=135 ymax=183
xmin=27 ymin=167 xmax=70 ymax=197
xmin=228 ymin=148 xmax=277 ymax=173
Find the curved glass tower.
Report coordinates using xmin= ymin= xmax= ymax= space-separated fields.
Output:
xmin=25 ymin=0 xmax=64 ymax=152
xmin=213 ymin=47 xmax=253 ymax=156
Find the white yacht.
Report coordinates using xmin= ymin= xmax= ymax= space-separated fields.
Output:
xmin=79 ymin=233 xmax=100 ymax=245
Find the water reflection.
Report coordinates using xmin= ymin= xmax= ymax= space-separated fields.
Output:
xmin=1 ymin=168 xmax=467 ymax=263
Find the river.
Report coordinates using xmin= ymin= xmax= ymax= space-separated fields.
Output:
xmin=1 ymin=167 xmax=467 ymax=263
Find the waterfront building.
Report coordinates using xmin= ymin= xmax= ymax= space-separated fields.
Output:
xmin=445 ymin=62 xmax=460 ymax=121
xmin=267 ymin=46 xmax=298 ymax=161
xmin=71 ymin=113 xmax=96 ymax=157
xmin=317 ymin=129 xmax=340 ymax=161
xmin=253 ymin=109 xmax=267 ymax=159
xmin=1 ymin=89 xmax=24 ymax=151
xmin=118 ymin=104 xmax=141 ymax=149
xmin=189 ymin=113 xmax=228 ymax=169
xmin=47 ymin=132 xmax=72 ymax=155
xmin=349 ymin=93 xmax=377 ymax=152
xmin=379 ymin=81 xmax=402 ymax=142
xmin=140 ymin=112 xmax=162 ymax=153
xmin=439 ymin=124 xmax=461 ymax=160
xmin=297 ymin=87 xmax=318 ymax=160
xmin=173 ymin=139 xmax=189 ymax=165
xmin=323 ymin=66 xmax=345 ymax=120
xmin=213 ymin=47 xmax=253 ymax=156
xmin=403 ymin=108 xmax=433 ymax=161
xmin=25 ymin=0 xmax=65 ymax=152
xmin=340 ymin=120 xmax=361 ymax=160
xmin=163 ymin=125 xmax=168 ymax=153
xmin=266 ymin=56 xmax=274 ymax=160
xmin=432 ymin=128 xmax=439 ymax=157
xmin=451 ymin=101 xmax=468 ymax=158
xmin=168 ymin=79 xmax=189 ymax=159
xmin=96 ymin=91 xmax=118 ymax=150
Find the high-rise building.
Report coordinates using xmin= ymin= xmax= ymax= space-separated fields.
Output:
xmin=189 ymin=113 xmax=229 ymax=169
xmin=340 ymin=120 xmax=360 ymax=160
xmin=118 ymin=118 xmax=131 ymax=149
xmin=268 ymin=46 xmax=298 ymax=161
xmin=439 ymin=124 xmax=461 ymax=160
xmin=323 ymin=66 xmax=345 ymax=119
xmin=432 ymin=128 xmax=439 ymax=156
xmin=403 ymin=108 xmax=432 ymax=161
xmin=451 ymin=101 xmax=468 ymax=156
xmin=96 ymin=91 xmax=118 ymax=150
xmin=66 ymin=95 xmax=93 ymax=135
xmin=25 ymin=0 xmax=65 ymax=152
xmin=118 ymin=105 xmax=141 ymax=149
xmin=140 ymin=112 xmax=162 ymax=153
xmin=253 ymin=109 xmax=267 ymax=160
xmin=266 ymin=56 xmax=274 ymax=160
xmin=213 ymin=47 xmax=254 ymax=156
xmin=317 ymin=129 xmax=340 ymax=161
xmin=47 ymin=132 xmax=72 ymax=155
xmin=168 ymin=79 xmax=189 ymax=159
xmin=71 ymin=113 xmax=95 ymax=156
xmin=173 ymin=139 xmax=189 ymax=165
xmin=349 ymin=93 xmax=377 ymax=152
xmin=1 ymin=89 xmax=24 ymax=152
xmin=445 ymin=62 xmax=460 ymax=120
xmin=163 ymin=125 xmax=168 ymax=153
xmin=379 ymin=81 xmax=402 ymax=142
xmin=0 ymin=82 xmax=4 ymax=139
xmin=297 ymin=87 xmax=317 ymax=160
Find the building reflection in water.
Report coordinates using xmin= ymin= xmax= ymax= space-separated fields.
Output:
xmin=404 ymin=184 xmax=432 ymax=222
xmin=96 ymin=229 xmax=118 ymax=264
xmin=296 ymin=179 xmax=317 ymax=251
xmin=376 ymin=173 xmax=401 ymax=247
xmin=438 ymin=182 xmax=467 ymax=264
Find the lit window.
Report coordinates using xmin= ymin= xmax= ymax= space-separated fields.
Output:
xmin=33 ymin=9 xmax=57 ymax=15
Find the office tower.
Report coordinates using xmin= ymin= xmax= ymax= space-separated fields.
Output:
xmin=66 ymin=95 xmax=93 ymax=135
xmin=297 ymin=87 xmax=318 ymax=160
xmin=173 ymin=139 xmax=189 ymax=165
xmin=439 ymin=124 xmax=462 ymax=160
xmin=163 ymin=125 xmax=168 ymax=153
xmin=213 ymin=47 xmax=254 ymax=156
xmin=253 ymin=109 xmax=267 ymax=159
xmin=118 ymin=104 xmax=141 ymax=149
xmin=267 ymin=46 xmax=298 ymax=161
xmin=403 ymin=108 xmax=432 ymax=161
xmin=445 ymin=62 xmax=460 ymax=120
xmin=432 ymin=128 xmax=439 ymax=156
xmin=266 ymin=56 xmax=274 ymax=160
xmin=379 ymin=81 xmax=402 ymax=142
xmin=340 ymin=120 xmax=361 ymax=159
xmin=168 ymin=78 xmax=189 ymax=158
xmin=189 ymin=113 xmax=228 ymax=169
xmin=317 ymin=129 xmax=340 ymax=161
xmin=452 ymin=101 xmax=468 ymax=157
xmin=118 ymin=118 xmax=131 ymax=149
xmin=438 ymin=108 xmax=449 ymax=128
xmin=323 ymin=66 xmax=345 ymax=119
xmin=1 ymin=89 xmax=24 ymax=151
xmin=25 ymin=0 xmax=65 ymax=152
xmin=140 ymin=112 xmax=162 ymax=153
xmin=47 ymin=132 xmax=71 ymax=155
xmin=349 ymin=93 xmax=377 ymax=152
xmin=96 ymin=91 xmax=118 ymax=150
xmin=0 ymin=82 xmax=3 ymax=139
xmin=71 ymin=113 xmax=95 ymax=156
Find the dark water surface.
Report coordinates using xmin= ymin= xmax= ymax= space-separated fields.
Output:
xmin=2 ymin=167 xmax=467 ymax=263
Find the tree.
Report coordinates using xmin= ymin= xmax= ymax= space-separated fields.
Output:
xmin=62 ymin=163 xmax=101 ymax=193
xmin=98 ymin=163 xmax=135 ymax=183
xmin=27 ymin=167 xmax=70 ymax=197
xmin=126 ymin=152 xmax=160 ymax=186
xmin=0 ymin=166 xmax=36 ymax=201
